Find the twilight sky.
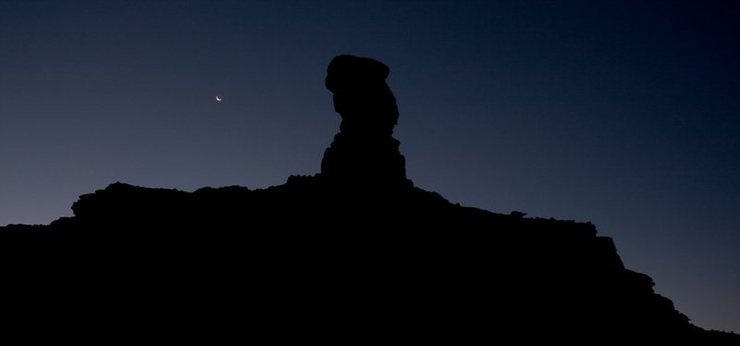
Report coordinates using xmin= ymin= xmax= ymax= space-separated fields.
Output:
xmin=1 ymin=0 xmax=738 ymax=332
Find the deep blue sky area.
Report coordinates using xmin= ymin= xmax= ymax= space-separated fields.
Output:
xmin=1 ymin=0 xmax=738 ymax=332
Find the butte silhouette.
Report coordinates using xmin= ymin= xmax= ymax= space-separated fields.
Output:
xmin=1 ymin=55 xmax=738 ymax=343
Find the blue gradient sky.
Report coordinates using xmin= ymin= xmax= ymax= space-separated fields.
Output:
xmin=1 ymin=0 xmax=738 ymax=332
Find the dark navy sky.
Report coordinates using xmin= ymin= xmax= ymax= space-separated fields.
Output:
xmin=1 ymin=0 xmax=738 ymax=332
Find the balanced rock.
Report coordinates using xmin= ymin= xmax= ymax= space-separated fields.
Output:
xmin=320 ymin=55 xmax=412 ymax=189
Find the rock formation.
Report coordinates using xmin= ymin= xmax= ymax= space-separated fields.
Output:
xmin=320 ymin=55 xmax=411 ymax=189
xmin=1 ymin=55 xmax=738 ymax=343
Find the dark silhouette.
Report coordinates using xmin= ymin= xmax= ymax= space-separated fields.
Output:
xmin=1 ymin=55 xmax=738 ymax=342
xmin=321 ymin=55 xmax=411 ymax=189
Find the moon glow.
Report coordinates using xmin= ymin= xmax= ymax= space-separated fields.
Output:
xmin=215 ymin=96 xmax=222 ymax=102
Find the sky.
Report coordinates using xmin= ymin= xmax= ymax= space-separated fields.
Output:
xmin=1 ymin=0 xmax=738 ymax=333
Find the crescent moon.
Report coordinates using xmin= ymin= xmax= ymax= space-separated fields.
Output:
xmin=215 ymin=96 xmax=222 ymax=102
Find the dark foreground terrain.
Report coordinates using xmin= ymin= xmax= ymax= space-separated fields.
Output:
xmin=2 ymin=178 xmax=738 ymax=343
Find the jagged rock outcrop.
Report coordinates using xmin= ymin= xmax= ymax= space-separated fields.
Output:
xmin=1 ymin=55 xmax=738 ymax=342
